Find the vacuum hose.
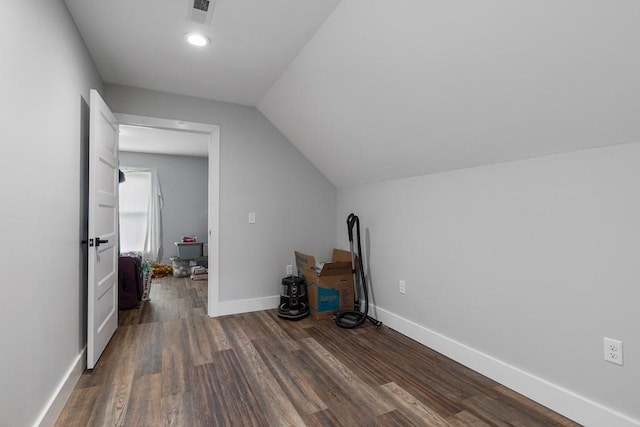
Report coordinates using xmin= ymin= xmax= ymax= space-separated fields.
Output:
xmin=335 ymin=213 xmax=382 ymax=329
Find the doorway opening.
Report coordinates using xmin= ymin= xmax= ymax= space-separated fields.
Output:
xmin=115 ymin=113 xmax=220 ymax=317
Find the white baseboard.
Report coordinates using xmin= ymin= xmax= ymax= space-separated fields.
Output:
xmin=35 ymin=348 xmax=86 ymax=427
xmin=371 ymin=305 xmax=640 ymax=427
xmin=213 ymin=295 xmax=279 ymax=317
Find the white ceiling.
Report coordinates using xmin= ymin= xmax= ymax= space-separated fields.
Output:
xmin=66 ymin=0 xmax=640 ymax=188
xmin=64 ymin=0 xmax=341 ymax=106
xmin=120 ymin=125 xmax=209 ymax=158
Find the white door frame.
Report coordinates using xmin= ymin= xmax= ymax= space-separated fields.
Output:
xmin=115 ymin=113 xmax=221 ymax=317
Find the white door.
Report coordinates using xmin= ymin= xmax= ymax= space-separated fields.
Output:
xmin=87 ymin=89 xmax=119 ymax=369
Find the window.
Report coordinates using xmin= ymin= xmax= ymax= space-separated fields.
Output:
xmin=119 ymin=170 xmax=152 ymax=254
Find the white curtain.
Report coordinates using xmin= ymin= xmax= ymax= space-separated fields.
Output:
xmin=143 ymin=168 xmax=163 ymax=262
xmin=119 ymin=167 xmax=164 ymax=262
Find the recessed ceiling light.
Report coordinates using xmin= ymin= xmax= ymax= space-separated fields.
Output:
xmin=185 ymin=32 xmax=210 ymax=47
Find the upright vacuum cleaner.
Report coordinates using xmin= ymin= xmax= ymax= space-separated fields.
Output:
xmin=335 ymin=213 xmax=382 ymax=329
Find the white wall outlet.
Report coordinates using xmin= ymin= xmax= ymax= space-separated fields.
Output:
xmin=399 ymin=280 xmax=406 ymax=294
xmin=248 ymin=212 xmax=256 ymax=224
xmin=604 ymin=337 xmax=623 ymax=366
xmin=286 ymin=264 xmax=293 ymax=275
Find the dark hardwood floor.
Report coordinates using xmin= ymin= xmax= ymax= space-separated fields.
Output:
xmin=56 ymin=276 xmax=580 ymax=426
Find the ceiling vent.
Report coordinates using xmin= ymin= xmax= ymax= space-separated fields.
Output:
xmin=188 ymin=0 xmax=216 ymax=25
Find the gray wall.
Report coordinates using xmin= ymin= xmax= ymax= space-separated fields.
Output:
xmin=105 ymin=84 xmax=337 ymax=302
xmin=119 ymin=152 xmax=209 ymax=262
xmin=0 ymin=1 xmax=102 ymax=426
xmin=337 ymin=142 xmax=640 ymax=422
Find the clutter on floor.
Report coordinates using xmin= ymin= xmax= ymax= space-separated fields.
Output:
xmin=171 ymin=235 xmax=208 ymax=278
xmin=171 ymin=257 xmax=192 ymax=277
xmin=141 ymin=260 xmax=152 ymax=300
xmin=151 ymin=263 xmax=173 ymax=278
xmin=190 ymin=265 xmax=208 ymax=281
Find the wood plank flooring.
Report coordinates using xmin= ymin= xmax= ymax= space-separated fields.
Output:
xmin=56 ymin=276 xmax=581 ymax=426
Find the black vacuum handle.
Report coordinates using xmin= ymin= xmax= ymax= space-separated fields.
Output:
xmin=347 ymin=213 xmax=357 ymax=242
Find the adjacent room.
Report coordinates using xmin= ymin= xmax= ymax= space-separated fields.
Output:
xmin=118 ymin=124 xmax=210 ymax=261
xmin=1 ymin=1 xmax=638 ymax=426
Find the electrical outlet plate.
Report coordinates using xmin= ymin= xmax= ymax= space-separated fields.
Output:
xmin=286 ymin=265 xmax=293 ymax=275
xmin=604 ymin=337 xmax=623 ymax=366
xmin=248 ymin=212 xmax=256 ymax=224
xmin=399 ymin=280 xmax=406 ymax=294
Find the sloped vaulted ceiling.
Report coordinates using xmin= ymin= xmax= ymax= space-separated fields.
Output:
xmin=258 ymin=0 xmax=640 ymax=188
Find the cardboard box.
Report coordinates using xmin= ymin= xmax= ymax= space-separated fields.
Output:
xmin=295 ymin=249 xmax=354 ymax=320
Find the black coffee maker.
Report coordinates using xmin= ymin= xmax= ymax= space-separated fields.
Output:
xmin=277 ymin=276 xmax=309 ymax=320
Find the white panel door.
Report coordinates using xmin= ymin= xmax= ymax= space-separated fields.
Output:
xmin=87 ymin=89 xmax=119 ymax=369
